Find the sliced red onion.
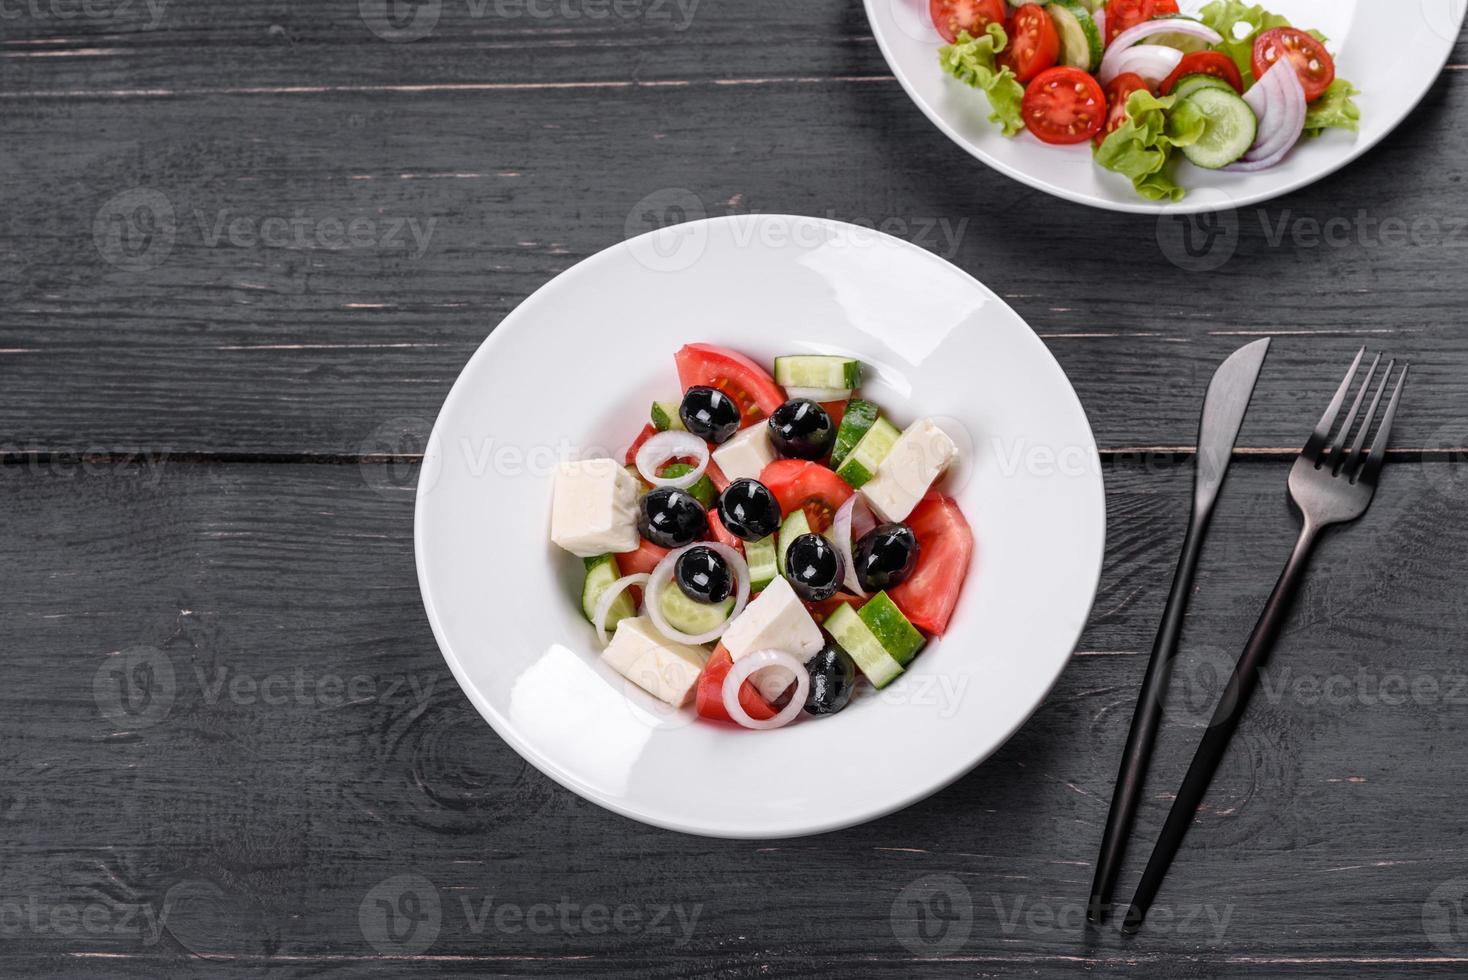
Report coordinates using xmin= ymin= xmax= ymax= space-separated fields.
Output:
xmin=635 ymin=430 xmax=709 ymax=490
xmin=722 ymin=649 xmax=810 ymax=731
xmin=1239 ymin=62 xmax=1291 ymax=162
xmin=783 ymin=385 xmax=851 ymax=403
xmin=593 ymin=573 xmax=649 ymax=646
xmin=645 ymin=542 xmax=750 ymax=644
xmin=1224 ymin=61 xmax=1305 ymax=172
xmin=1099 ymin=17 xmax=1221 ymax=83
xmin=833 ymin=494 xmax=876 ymax=598
xmin=1100 ymin=44 xmax=1183 ymax=87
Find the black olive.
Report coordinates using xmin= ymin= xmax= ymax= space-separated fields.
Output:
xmin=767 ymin=399 xmax=835 ymax=460
xmin=853 ymin=523 xmax=920 ymax=593
xmin=638 ymin=487 xmax=708 ymax=548
xmin=715 ymin=479 xmax=781 ymax=541
xmin=785 ymin=532 xmax=843 ymax=601
xmin=674 ymin=546 xmax=733 ymax=604
xmin=679 ymin=386 xmax=742 ymax=444
xmin=804 ymin=643 xmax=858 ymax=715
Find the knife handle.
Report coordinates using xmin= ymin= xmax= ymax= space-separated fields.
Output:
xmin=1087 ymin=506 xmax=1209 ymax=923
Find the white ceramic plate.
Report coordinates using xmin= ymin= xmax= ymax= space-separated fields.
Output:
xmin=415 ymin=215 xmax=1105 ymax=838
xmin=865 ymin=0 xmax=1467 ymax=214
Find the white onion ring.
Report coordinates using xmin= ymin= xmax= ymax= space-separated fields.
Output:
xmin=1225 ymin=61 xmax=1305 ymax=172
xmin=645 ymin=542 xmax=750 ymax=644
xmin=635 ymin=431 xmax=709 ymax=490
xmin=1099 ymin=17 xmax=1221 ymax=83
xmin=1100 ymin=44 xmax=1183 ymax=87
xmin=783 ymin=386 xmax=852 ymax=403
xmin=722 ymin=649 xmax=810 ymax=731
xmin=833 ymin=494 xmax=876 ymax=598
xmin=593 ymin=573 xmax=649 ymax=646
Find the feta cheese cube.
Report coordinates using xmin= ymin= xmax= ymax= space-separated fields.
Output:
xmin=711 ymin=423 xmax=776 ymax=483
xmin=550 ymin=458 xmax=641 ymax=558
xmin=859 ymin=418 xmax=957 ymax=523
xmin=601 ymin=616 xmax=708 ymax=707
xmin=720 ymin=577 xmax=824 ymax=701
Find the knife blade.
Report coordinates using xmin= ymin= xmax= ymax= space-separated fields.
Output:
xmin=1196 ymin=337 xmax=1272 ymax=505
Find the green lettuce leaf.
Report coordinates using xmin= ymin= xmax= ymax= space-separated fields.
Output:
xmin=1304 ymin=79 xmax=1362 ymax=135
xmin=938 ymin=24 xmax=1026 ymax=137
xmin=1197 ymin=0 xmax=1291 ymax=85
xmin=1093 ymin=91 xmax=1208 ymax=202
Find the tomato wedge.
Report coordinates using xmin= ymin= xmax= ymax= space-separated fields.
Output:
xmin=928 ymin=0 xmax=1006 ymax=45
xmin=888 ymin=493 xmax=973 ymax=635
xmin=696 ymin=646 xmax=778 ymax=724
xmin=1251 ymin=26 xmax=1334 ymax=102
xmin=1103 ymin=0 xmax=1179 ymax=44
xmin=1022 ymin=67 xmax=1106 ymax=145
xmin=758 ymin=459 xmax=854 ymax=533
xmin=675 ymin=344 xmax=785 ymax=422
xmin=623 ymin=422 xmax=657 ymax=467
xmin=1160 ymin=50 xmax=1244 ymax=95
xmin=707 ymin=509 xmax=744 ymax=555
xmin=1000 ymin=3 xmax=1060 ymax=83
xmin=804 ymin=591 xmax=863 ymax=624
xmin=1097 ymin=72 xmax=1150 ymax=146
xmin=618 ymin=539 xmax=669 ymax=577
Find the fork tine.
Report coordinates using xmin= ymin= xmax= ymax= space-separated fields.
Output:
xmin=1328 ymin=352 xmax=1381 ymax=472
xmin=1344 ymin=358 xmax=1392 ymax=475
xmin=1303 ymin=346 xmax=1365 ymax=463
xmin=1357 ymin=363 xmax=1408 ymax=485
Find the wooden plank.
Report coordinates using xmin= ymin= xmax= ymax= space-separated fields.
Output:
xmin=2 ymin=456 xmax=1465 ymax=974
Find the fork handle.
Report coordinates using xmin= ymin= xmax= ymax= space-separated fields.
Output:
xmin=1123 ymin=518 xmax=1322 ymax=933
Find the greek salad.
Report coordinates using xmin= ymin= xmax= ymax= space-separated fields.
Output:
xmin=549 ymin=344 xmax=974 ymax=731
xmin=934 ymin=0 xmax=1361 ymax=200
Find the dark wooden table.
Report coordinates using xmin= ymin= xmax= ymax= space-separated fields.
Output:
xmin=4 ymin=2 xmax=1467 ymax=975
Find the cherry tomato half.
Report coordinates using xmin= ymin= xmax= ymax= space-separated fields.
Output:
xmin=999 ymin=3 xmax=1060 ymax=83
xmin=1022 ymin=66 xmax=1106 ymax=145
xmin=1103 ymin=0 xmax=1179 ymax=45
xmin=1251 ymin=26 xmax=1335 ymax=102
xmin=1160 ymin=50 xmax=1245 ymax=95
xmin=1096 ymin=72 xmax=1150 ymax=146
xmin=928 ymin=0 xmax=1007 ymax=45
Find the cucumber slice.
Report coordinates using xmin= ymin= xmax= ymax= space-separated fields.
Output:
xmin=582 ymin=555 xmax=636 ymax=630
xmin=773 ymin=355 xmax=862 ymax=391
xmin=830 ymin=399 xmax=878 ymax=470
xmin=659 ymin=585 xmax=734 ymax=636
xmin=745 ymin=534 xmax=778 ymax=591
xmin=1178 ymin=87 xmax=1257 ymax=170
xmin=650 ymin=400 xmax=684 ymax=432
xmin=776 ymin=509 xmax=813 ymax=577
xmin=834 ymin=415 xmax=901 ymax=489
xmin=1170 ymin=73 xmax=1236 ymax=101
xmin=858 ymin=591 xmax=926 ymax=666
xmin=1046 ymin=2 xmax=1103 ymax=72
xmin=824 ymin=604 xmax=904 ymax=689
xmin=658 ymin=462 xmax=715 ymax=507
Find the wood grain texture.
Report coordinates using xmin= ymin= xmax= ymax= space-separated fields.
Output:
xmin=2 ymin=457 xmax=1468 ymax=976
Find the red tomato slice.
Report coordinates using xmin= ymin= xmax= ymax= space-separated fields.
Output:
xmin=696 ymin=646 xmax=778 ymax=723
xmin=1160 ymin=50 xmax=1244 ymax=95
xmin=1251 ymin=26 xmax=1334 ymax=102
xmin=624 ymin=423 xmax=657 ymax=467
xmin=674 ymin=344 xmax=785 ymax=422
xmin=888 ymin=493 xmax=974 ymax=635
xmin=928 ymin=0 xmax=1006 ymax=44
xmin=1103 ymin=0 xmax=1179 ymax=44
xmin=707 ymin=509 xmax=744 ymax=555
xmin=757 ymin=459 xmax=854 ymax=533
xmin=1097 ymin=72 xmax=1150 ymax=146
xmin=822 ymin=400 xmax=847 ymax=435
xmin=805 ymin=591 xmax=863 ymax=624
xmin=1000 ymin=3 xmax=1060 ymax=83
xmin=1022 ymin=67 xmax=1106 ymax=145
xmin=618 ymin=539 xmax=669 ymax=577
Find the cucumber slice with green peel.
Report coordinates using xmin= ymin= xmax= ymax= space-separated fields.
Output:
xmin=1170 ymin=73 xmax=1236 ymax=101
xmin=773 ymin=355 xmax=862 ymax=392
xmin=1046 ymin=2 xmax=1103 ymax=72
xmin=824 ymin=604 xmax=904 ymax=689
xmin=834 ymin=415 xmax=901 ymax=489
xmin=745 ymin=534 xmax=779 ymax=591
xmin=582 ymin=555 xmax=636 ymax=630
xmin=659 ymin=586 xmax=734 ymax=636
xmin=1178 ymin=87 xmax=1257 ymax=170
xmin=650 ymin=400 xmax=684 ymax=432
xmin=658 ymin=462 xmax=716 ymax=507
xmin=857 ymin=591 xmax=926 ymax=666
xmin=775 ymin=509 xmax=813 ymax=577
xmin=830 ymin=399 xmax=879 ymax=470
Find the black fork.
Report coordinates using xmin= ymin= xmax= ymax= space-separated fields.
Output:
xmin=1123 ymin=348 xmax=1409 ymax=933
